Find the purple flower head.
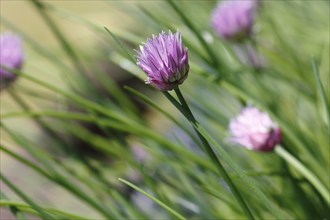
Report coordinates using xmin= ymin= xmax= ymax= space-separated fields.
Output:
xmin=136 ymin=30 xmax=189 ymax=91
xmin=0 ymin=32 xmax=24 ymax=89
xmin=211 ymin=0 xmax=258 ymax=41
xmin=228 ymin=107 xmax=281 ymax=152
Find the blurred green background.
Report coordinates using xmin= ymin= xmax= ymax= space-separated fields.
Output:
xmin=1 ymin=0 xmax=329 ymax=219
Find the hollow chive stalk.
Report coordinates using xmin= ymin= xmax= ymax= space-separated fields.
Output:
xmin=163 ymin=87 xmax=255 ymax=220
xmin=275 ymin=145 xmax=330 ymax=204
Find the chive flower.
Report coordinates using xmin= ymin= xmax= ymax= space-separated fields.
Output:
xmin=0 ymin=32 xmax=24 ymax=90
xmin=228 ymin=107 xmax=281 ymax=152
xmin=211 ymin=0 xmax=258 ymax=41
xmin=136 ymin=30 xmax=189 ymax=91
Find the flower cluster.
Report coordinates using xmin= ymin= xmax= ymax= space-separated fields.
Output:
xmin=228 ymin=107 xmax=281 ymax=151
xmin=136 ymin=31 xmax=189 ymax=91
xmin=0 ymin=32 xmax=24 ymax=90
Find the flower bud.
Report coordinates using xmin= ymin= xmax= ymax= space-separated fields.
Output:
xmin=136 ymin=31 xmax=189 ymax=91
xmin=0 ymin=32 xmax=24 ymax=90
xmin=228 ymin=107 xmax=281 ymax=151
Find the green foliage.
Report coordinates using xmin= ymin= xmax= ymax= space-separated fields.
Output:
xmin=1 ymin=0 xmax=329 ymax=219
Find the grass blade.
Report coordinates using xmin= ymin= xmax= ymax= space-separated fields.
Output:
xmin=311 ymin=58 xmax=329 ymax=130
xmin=0 ymin=200 xmax=89 ymax=220
xmin=0 ymin=174 xmax=54 ymax=220
xmin=166 ymin=0 xmax=219 ymax=68
xmin=192 ymin=123 xmax=289 ymax=219
xmin=118 ymin=178 xmax=186 ymax=220
xmin=104 ymin=26 xmax=136 ymax=63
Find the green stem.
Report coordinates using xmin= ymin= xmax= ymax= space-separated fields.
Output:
xmin=0 ymin=145 xmax=51 ymax=179
xmin=30 ymin=0 xmax=87 ymax=78
xmin=0 ymin=174 xmax=54 ymax=220
xmin=1 ymin=110 xmax=218 ymax=173
xmin=0 ymin=145 xmax=115 ymax=219
xmin=275 ymin=145 xmax=330 ymax=204
xmin=0 ymin=200 xmax=89 ymax=220
xmin=167 ymin=0 xmax=219 ymax=68
xmin=125 ymin=86 xmax=200 ymax=144
xmin=7 ymin=88 xmax=70 ymax=154
xmin=0 ymin=193 xmax=27 ymax=220
xmin=171 ymin=87 xmax=255 ymax=220
xmin=118 ymin=178 xmax=186 ymax=220
xmin=311 ymin=58 xmax=330 ymax=130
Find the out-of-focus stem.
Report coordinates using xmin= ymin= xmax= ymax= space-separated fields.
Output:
xmin=7 ymin=88 xmax=70 ymax=154
xmin=275 ymin=145 xmax=330 ymax=204
xmin=0 ymin=174 xmax=54 ymax=220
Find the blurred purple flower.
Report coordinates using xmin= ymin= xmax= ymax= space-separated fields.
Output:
xmin=136 ymin=30 xmax=189 ymax=91
xmin=228 ymin=107 xmax=281 ymax=151
xmin=0 ymin=32 xmax=24 ymax=90
xmin=211 ymin=0 xmax=258 ymax=41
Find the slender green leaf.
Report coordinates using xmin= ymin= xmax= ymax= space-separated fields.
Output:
xmin=118 ymin=178 xmax=186 ymax=220
xmin=311 ymin=58 xmax=329 ymax=129
xmin=0 ymin=174 xmax=54 ymax=220
xmin=193 ymin=124 xmax=288 ymax=218
xmin=0 ymin=200 xmax=89 ymax=220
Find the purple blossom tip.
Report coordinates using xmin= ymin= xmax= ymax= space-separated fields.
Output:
xmin=228 ymin=107 xmax=281 ymax=152
xmin=136 ymin=30 xmax=189 ymax=91
xmin=211 ymin=0 xmax=258 ymax=41
xmin=0 ymin=32 xmax=24 ymax=90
